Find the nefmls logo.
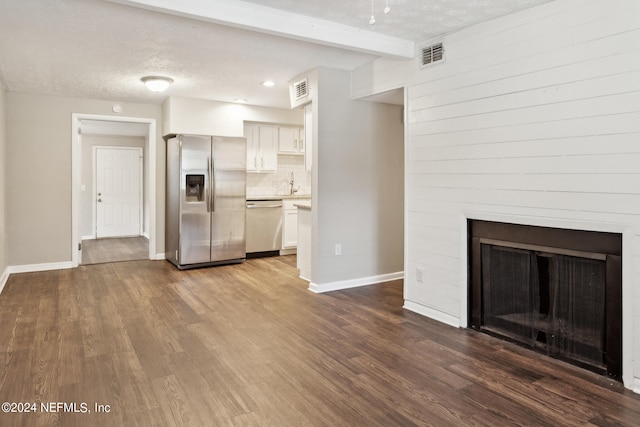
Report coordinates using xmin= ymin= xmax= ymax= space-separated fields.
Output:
xmin=40 ymin=402 xmax=89 ymax=413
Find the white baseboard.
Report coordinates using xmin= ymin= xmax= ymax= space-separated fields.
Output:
xmin=280 ymin=248 xmax=297 ymax=256
xmin=403 ymin=300 xmax=461 ymax=328
xmin=8 ymin=261 xmax=74 ymax=274
xmin=153 ymin=253 xmax=166 ymax=260
xmin=0 ymin=267 xmax=9 ymax=295
xmin=308 ymin=271 xmax=403 ymax=294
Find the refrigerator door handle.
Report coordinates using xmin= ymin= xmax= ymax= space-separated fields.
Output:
xmin=206 ymin=156 xmax=212 ymax=212
xmin=210 ymin=156 xmax=216 ymax=212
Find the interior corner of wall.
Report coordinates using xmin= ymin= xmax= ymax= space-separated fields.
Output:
xmin=161 ymin=97 xmax=172 ymax=137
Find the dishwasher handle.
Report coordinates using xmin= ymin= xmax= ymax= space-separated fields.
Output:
xmin=247 ymin=202 xmax=283 ymax=209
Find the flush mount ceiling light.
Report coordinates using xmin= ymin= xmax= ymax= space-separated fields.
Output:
xmin=262 ymin=80 xmax=275 ymax=87
xmin=234 ymin=98 xmax=248 ymax=103
xmin=141 ymin=76 xmax=173 ymax=92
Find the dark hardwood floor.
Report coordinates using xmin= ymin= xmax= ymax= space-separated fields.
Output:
xmin=82 ymin=237 xmax=149 ymax=265
xmin=0 ymin=256 xmax=639 ymax=426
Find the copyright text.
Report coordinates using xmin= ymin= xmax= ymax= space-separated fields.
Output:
xmin=2 ymin=401 xmax=111 ymax=414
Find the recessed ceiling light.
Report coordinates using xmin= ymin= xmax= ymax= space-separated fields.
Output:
xmin=141 ymin=76 xmax=173 ymax=92
xmin=262 ymin=80 xmax=275 ymax=87
xmin=234 ymin=98 xmax=248 ymax=103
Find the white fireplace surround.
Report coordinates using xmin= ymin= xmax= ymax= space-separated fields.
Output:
xmin=460 ymin=211 xmax=634 ymax=389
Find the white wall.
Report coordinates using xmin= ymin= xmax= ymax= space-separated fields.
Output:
xmin=0 ymin=81 xmax=7 ymax=289
xmin=352 ymin=0 xmax=640 ymax=390
xmin=310 ymin=67 xmax=404 ymax=291
xmin=80 ymin=135 xmax=146 ymax=239
xmin=162 ymin=96 xmax=303 ymax=137
xmin=6 ymin=93 xmax=162 ymax=267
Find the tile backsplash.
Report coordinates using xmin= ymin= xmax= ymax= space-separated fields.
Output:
xmin=246 ymin=154 xmax=311 ymax=197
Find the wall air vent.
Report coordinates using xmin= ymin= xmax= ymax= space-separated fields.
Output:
xmin=294 ymin=78 xmax=308 ymax=100
xmin=420 ymin=42 xmax=444 ymax=68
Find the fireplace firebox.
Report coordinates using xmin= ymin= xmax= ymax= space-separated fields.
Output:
xmin=468 ymin=220 xmax=622 ymax=380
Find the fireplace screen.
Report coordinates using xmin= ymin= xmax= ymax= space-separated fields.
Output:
xmin=468 ymin=220 xmax=621 ymax=380
xmin=482 ymin=244 xmax=606 ymax=370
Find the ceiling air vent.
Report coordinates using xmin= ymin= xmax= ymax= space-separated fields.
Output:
xmin=294 ymin=78 xmax=308 ymax=100
xmin=420 ymin=42 xmax=444 ymax=67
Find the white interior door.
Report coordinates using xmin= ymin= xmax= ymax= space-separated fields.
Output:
xmin=95 ymin=147 xmax=142 ymax=238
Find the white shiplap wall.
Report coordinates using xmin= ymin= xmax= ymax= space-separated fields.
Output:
xmin=353 ymin=0 xmax=640 ymax=390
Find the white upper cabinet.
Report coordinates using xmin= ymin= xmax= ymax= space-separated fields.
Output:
xmin=244 ymin=124 xmax=278 ymax=172
xmin=245 ymin=124 xmax=259 ymax=172
xmin=304 ymin=104 xmax=312 ymax=171
xmin=258 ymin=126 xmax=278 ymax=171
xmin=278 ymin=126 xmax=304 ymax=154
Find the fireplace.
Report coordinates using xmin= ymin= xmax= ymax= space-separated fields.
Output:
xmin=468 ymin=220 xmax=622 ymax=380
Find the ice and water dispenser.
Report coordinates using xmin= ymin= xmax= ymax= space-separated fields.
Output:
xmin=185 ymin=174 xmax=205 ymax=202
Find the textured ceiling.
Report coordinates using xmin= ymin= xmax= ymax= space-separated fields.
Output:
xmin=0 ymin=0 xmax=552 ymax=110
xmin=242 ymin=0 xmax=552 ymax=42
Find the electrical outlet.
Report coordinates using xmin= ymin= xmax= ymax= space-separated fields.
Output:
xmin=416 ymin=267 xmax=424 ymax=283
xmin=335 ymin=244 xmax=342 ymax=256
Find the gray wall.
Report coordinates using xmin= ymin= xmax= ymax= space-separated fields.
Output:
xmin=80 ymin=135 xmax=146 ymax=239
xmin=6 ymin=92 xmax=162 ymax=266
xmin=0 ymin=81 xmax=7 ymax=278
xmin=312 ymin=67 xmax=404 ymax=286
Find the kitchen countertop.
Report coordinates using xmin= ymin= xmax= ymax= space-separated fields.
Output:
xmin=294 ymin=203 xmax=311 ymax=210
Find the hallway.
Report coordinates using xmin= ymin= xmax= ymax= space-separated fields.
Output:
xmin=81 ymin=237 xmax=148 ymax=265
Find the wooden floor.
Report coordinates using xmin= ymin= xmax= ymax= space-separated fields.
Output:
xmin=81 ymin=237 xmax=148 ymax=265
xmin=1 ymin=256 xmax=639 ymax=426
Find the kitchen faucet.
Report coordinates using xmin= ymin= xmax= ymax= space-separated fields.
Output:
xmin=289 ymin=172 xmax=298 ymax=195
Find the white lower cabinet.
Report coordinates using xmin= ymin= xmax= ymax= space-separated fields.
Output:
xmin=283 ymin=208 xmax=298 ymax=248
xmin=282 ymin=198 xmax=310 ymax=250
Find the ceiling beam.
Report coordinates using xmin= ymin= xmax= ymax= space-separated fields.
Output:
xmin=106 ymin=0 xmax=415 ymax=59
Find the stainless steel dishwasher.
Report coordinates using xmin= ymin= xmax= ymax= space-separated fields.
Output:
xmin=246 ymin=199 xmax=283 ymax=255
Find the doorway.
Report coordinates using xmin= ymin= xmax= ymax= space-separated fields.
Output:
xmin=95 ymin=147 xmax=142 ymax=238
xmin=82 ymin=145 xmax=145 ymax=265
xmin=71 ymin=114 xmax=157 ymax=266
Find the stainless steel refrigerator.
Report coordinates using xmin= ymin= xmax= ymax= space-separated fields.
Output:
xmin=165 ymin=134 xmax=246 ymax=269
